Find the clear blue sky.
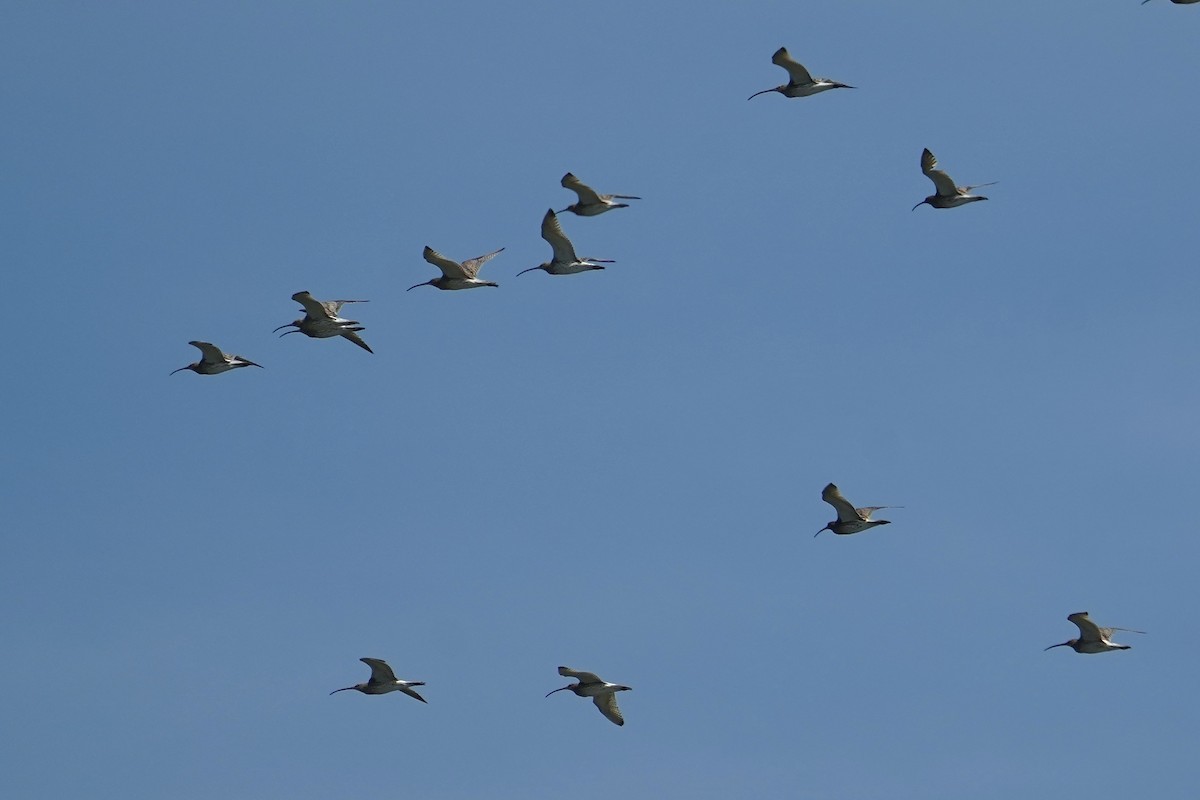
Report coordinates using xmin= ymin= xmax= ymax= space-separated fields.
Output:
xmin=3 ymin=2 xmax=1198 ymax=798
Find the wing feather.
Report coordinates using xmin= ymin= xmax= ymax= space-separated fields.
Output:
xmin=772 ymin=47 xmax=814 ymax=86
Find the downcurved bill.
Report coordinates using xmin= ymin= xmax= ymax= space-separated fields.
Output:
xmin=544 ymin=685 xmax=572 ymax=698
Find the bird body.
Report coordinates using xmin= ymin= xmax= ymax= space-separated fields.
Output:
xmin=171 ymin=341 xmax=262 ymax=375
xmin=816 ymin=483 xmax=897 ymax=536
xmin=1045 ymin=612 xmax=1144 ymax=654
xmin=518 ymin=209 xmax=614 ymax=277
xmin=410 ymin=246 xmax=504 ymax=290
xmin=913 ymin=148 xmax=995 ymax=210
xmin=330 ymin=657 xmax=427 ymax=702
xmin=559 ymin=172 xmax=640 ymax=216
xmin=274 ymin=291 xmax=373 ymax=353
xmin=545 ymin=666 xmax=630 ymax=726
xmin=747 ymin=47 xmax=853 ymax=100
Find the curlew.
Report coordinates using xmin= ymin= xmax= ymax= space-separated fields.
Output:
xmin=170 ymin=341 xmax=262 ymax=375
xmin=517 ymin=209 xmax=614 ymax=277
xmin=815 ymin=483 xmax=898 ymax=537
xmin=545 ymin=666 xmax=630 ymax=726
xmin=912 ymin=148 xmax=995 ymax=210
xmin=747 ymin=47 xmax=854 ymax=100
xmin=274 ymin=291 xmax=373 ymax=354
xmin=1044 ymin=612 xmax=1145 ymax=654
xmin=559 ymin=172 xmax=641 ymax=217
xmin=330 ymin=657 xmax=427 ymax=702
xmin=409 ymin=245 xmax=504 ymax=291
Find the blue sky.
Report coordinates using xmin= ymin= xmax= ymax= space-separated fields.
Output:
xmin=3 ymin=2 xmax=1198 ymax=798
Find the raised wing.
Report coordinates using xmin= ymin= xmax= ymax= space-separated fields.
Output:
xmin=189 ymin=341 xmax=227 ymax=364
xmin=460 ymin=247 xmax=504 ymax=278
xmin=558 ymin=665 xmax=603 ymax=685
xmin=593 ymin=692 xmax=624 ymax=726
xmin=291 ymin=291 xmax=336 ymax=321
xmin=360 ymin=657 xmax=398 ymax=685
xmin=541 ymin=209 xmax=579 ymax=264
xmin=920 ymin=148 xmax=958 ymax=197
xmin=1067 ymin=612 xmax=1104 ymax=644
xmin=856 ymin=506 xmax=899 ymax=520
xmin=821 ymin=483 xmax=862 ymax=523
xmin=423 ymin=246 xmax=470 ymax=280
xmin=322 ymin=299 xmax=366 ymax=317
xmin=1099 ymin=625 xmax=1146 ymax=639
xmin=772 ymin=47 xmax=814 ymax=86
xmin=561 ymin=173 xmax=603 ymax=206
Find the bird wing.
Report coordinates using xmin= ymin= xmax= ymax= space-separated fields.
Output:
xmin=189 ymin=341 xmax=227 ymax=364
xmin=855 ymin=506 xmax=895 ymax=521
xmin=558 ymin=666 xmax=603 ymax=684
xmin=772 ymin=47 xmax=814 ymax=86
xmin=1067 ymin=613 xmax=1104 ymax=644
xmin=291 ymin=291 xmax=336 ymax=320
xmin=460 ymin=247 xmax=505 ymax=278
xmin=340 ymin=330 xmax=374 ymax=354
xmin=360 ymin=657 xmax=398 ymax=685
xmin=541 ymin=209 xmax=579 ymax=263
xmin=1100 ymin=625 xmax=1146 ymax=639
xmin=821 ymin=483 xmax=862 ymax=523
xmin=593 ymin=693 xmax=624 ymax=726
xmin=400 ymin=686 xmax=428 ymax=704
xmin=920 ymin=148 xmax=959 ymax=197
xmin=322 ymin=299 xmax=367 ymax=317
xmin=423 ymin=246 xmax=469 ymax=280
xmin=561 ymin=172 xmax=604 ymax=206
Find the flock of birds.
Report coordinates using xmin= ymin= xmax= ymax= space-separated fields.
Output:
xmin=166 ymin=23 xmax=1178 ymax=726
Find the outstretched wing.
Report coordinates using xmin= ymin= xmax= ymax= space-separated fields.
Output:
xmin=821 ymin=483 xmax=862 ymax=523
xmin=340 ymin=330 xmax=374 ymax=354
xmin=541 ymin=209 xmax=579 ymax=264
xmin=920 ymin=148 xmax=958 ymax=197
xmin=399 ymin=686 xmax=428 ymax=704
xmin=593 ymin=693 xmax=624 ymax=726
xmin=189 ymin=341 xmax=227 ymax=365
xmin=291 ymin=291 xmax=336 ymax=321
xmin=561 ymin=172 xmax=604 ymax=206
xmin=772 ymin=47 xmax=814 ymax=86
xmin=1067 ymin=613 xmax=1104 ymax=644
xmin=558 ymin=666 xmax=603 ymax=685
xmin=360 ymin=657 xmax=398 ymax=685
xmin=460 ymin=247 xmax=505 ymax=278
xmin=322 ymin=299 xmax=367 ymax=317
xmin=423 ymin=246 xmax=470 ymax=280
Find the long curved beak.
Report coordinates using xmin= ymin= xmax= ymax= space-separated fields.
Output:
xmin=330 ymin=686 xmax=356 ymax=695
xmin=277 ymin=329 xmax=300 ymax=338
xmin=545 ymin=685 xmax=571 ymax=698
xmin=814 ymin=526 xmax=830 ymax=538
xmin=747 ymin=88 xmax=775 ymax=101
xmin=1043 ymin=642 xmax=1069 ymax=651
xmin=407 ymin=281 xmax=430 ymax=291
xmin=556 ymin=208 xmax=570 ymax=214
xmin=516 ymin=266 xmax=542 ymax=276
xmin=169 ymin=365 xmax=189 ymax=375
xmin=272 ymin=323 xmax=296 ymax=333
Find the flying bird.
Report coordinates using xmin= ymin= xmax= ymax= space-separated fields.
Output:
xmin=558 ymin=172 xmax=640 ymax=216
xmin=517 ymin=209 xmax=614 ymax=276
xmin=815 ymin=483 xmax=898 ymax=536
xmin=1044 ymin=612 xmax=1145 ymax=654
xmin=747 ymin=47 xmax=854 ymax=100
xmin=912 ymin=148 xmax=995 ymax=210
xmin=274 ymin=291 xmax=373 ymax=354
xmin=330 ymin=657 xmax=427 ymax=702
xmin=409 ymin=245 xmax=504 ymax=290
xmin=170 ymin=341 xmax=262 ymax=375
xmin=545 ymin=666 xmax=630 ymax=726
